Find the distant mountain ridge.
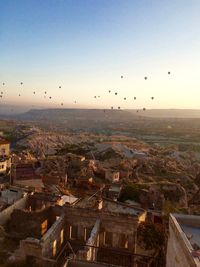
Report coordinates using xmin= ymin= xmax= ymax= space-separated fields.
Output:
xmin=1 ymin=108 xmax=200 ymax=123
xmin=128 ymin=109 xmax=200 ymax=118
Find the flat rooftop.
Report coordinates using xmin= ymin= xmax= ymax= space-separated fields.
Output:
xmin=103 ymin=198 xmax=144 ymax=217
xmin=74 ymin=196 xmax=145 ymax=217
xmin=174 ymin=214 xmax=200 ymax=250
xmin=181 ymin=224 xmax=200 ymax=250
xmin=0 ymin=187 xmax=24 ymax=205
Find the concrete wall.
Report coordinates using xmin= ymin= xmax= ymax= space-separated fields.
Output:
xmin=0 ymin=194 xmax=28 ymax=225
xmin=166 ymin=214 xmax=200 ymax=267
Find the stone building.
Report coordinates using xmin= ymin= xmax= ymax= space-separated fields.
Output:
xmin=13 ymin=163 xmax=44 ymax=190
xmin=0 ymin=139 xmax=11 ymax=174
xmin=104 ymin=184 xmax=122 ymax=201
xmin=66 ymin=153 xmax=85 ymax=168
xmin=0 ymin=139 xmax=10 ymax=156
xmin=8 ymin=194 xmax=155 ymax=267
xmin=105 ymin=170 xmax=120 ymax=183
xmin=166 ymin=213 xmax=200 ymax=267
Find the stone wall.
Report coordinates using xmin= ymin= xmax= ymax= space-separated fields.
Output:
xmin=18 ymin=213 xmax=66 ymax=261
xmin=0 ymin=194 xmax=28 ymax=225
xmin=9 ymin=207 xmax=55 ymax=239
xmin=64 ymin=205 xmax=138 ymax=252
xmin=41 ymin=214 xmax=66 ymax=258
xmin=77 ymin=219 xmax=100 ymax=261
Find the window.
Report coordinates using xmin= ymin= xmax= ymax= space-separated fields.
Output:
xmin=119 ymin=233 xmax=128 ymax=248
xmin=84 ymin=227 xmax=92 ymax=241
xmin=53 ymin=240 xmax=57 ymax=257
xmin=41 ymin=219 xmax=48 ymax=235
xmin=60 ymin=229 xmax=64 ymax=245
xmin=104 ymin=231 xmax=112 ymax=246
xmin=70 ymin=225 xmax=78 ymax=240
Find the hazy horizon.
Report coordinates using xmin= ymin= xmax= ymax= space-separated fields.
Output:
xmin=2 ymin=103 xmax=200 ymax=118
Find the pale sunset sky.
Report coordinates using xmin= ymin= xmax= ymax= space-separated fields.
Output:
xmin=0 ymin=0 xmax=200 ymax=109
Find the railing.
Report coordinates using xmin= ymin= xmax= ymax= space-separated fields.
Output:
xmin=54 ymin=241 xmax=162 ymax=267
